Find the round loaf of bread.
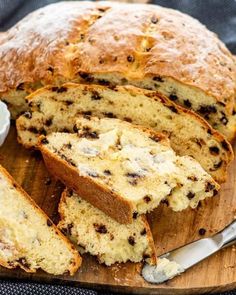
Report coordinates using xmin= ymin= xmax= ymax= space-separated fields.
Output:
xmin=0 ymin=1 xmax=235 ymax=139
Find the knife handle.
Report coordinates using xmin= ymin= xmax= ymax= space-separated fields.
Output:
xmin=216 ymin=220 xmax=236 ymax=248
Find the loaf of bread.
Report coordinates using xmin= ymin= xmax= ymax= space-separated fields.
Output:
xmin=0 ymin=165 xmax=81 ymax=275
xmin=58 ymin=189 xmax=157 ymax=266
xmin=38 ymin=116 xmax=220 ymax=224
xmin=17 ymin=83 xmax=233 ymax=183
xmin=1 ymin=2 xmax=235 ymax=140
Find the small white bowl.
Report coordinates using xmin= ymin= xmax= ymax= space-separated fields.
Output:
xmin=0 ymin=101 xmax=10 ymax=146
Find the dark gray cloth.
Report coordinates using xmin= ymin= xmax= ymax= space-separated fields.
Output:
xmin=0 ymin=0 xmax=236 ymax=294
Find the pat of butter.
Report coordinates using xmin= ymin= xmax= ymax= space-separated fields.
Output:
xmin=142 ymin=257 xmax=184 ymax=284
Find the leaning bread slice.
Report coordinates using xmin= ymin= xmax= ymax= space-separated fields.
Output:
xmin=38 ymin=116 xmax=220 ymax=224
xmin=16 ymin=83 xmax=233 ymax=183
xmin=0 ymin=165 xmax=81 ymax=275
xmin=58 ymin=189 xmax=157 ymax=266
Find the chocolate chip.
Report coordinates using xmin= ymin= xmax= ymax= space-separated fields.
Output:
xmin=47 ymin=66 xmax=54 ymax=73
xmin=133 ymin=212 xmax=138 ymax=219
xmin=45 ymin=118 xmax=53 ymax=127
xmin=65 ymin=143 xmax=72 ymax=149
xmin=91 ymin=91 xmax=101 ymax=100
xmin=57 ymin=86 xmax=67 ymax=93
xmin=124 ymin=117 xmax=132 ymax=123
xmin=143 ymin=195 xmax=151 ymax=203
xmin=127 ymin=55 xmax=134 ymax=62
xmin=220 ymin=112 xmax=228 ymax=125
xmin=187 ymin=175 xmax=198 ymax=181
xmin=128 ymin=236 xmax=135 ymax=246
xmin=213 ymin=160 xmax=223 ymax=169
xmin=73 ymin=125 xmax=79 ymax=133
xmin=82 ymin=131 xmax=99 ymax=139
xmin=98 ymin=79 xmax=110 ymax=85
xmin=169 ymin=94 xmax=178 ymax=101
xmin=161 ymin=199 xmax=169 ymax=206
xmin=151 ymin=15 xmax=158 ymax=24
xmin=207 ymin=129 xmax=213 ymax=135
xmin=153 ymin=76 xmax=164 ymax=82
xmin=28 ymin=127 xmax=39 ymax=134
xmin=51 ymin=86 xmax=59 ymax=92
xmin=93 ymin=223 xmax=108 ymax=234
xmin=198 ymin=228 xmax=206 ymax=236
xmin=168 ymin=105 xmax=178 ymax=113
xmin=221 ymin=140 xmax=230 ymax=151
xmin=65 ymin=100 xmax=73 ymax=106
xmin=205 ymin=182 xmax=215 ymax=192
xmin=78 ymin=72 xmax=94 ymax=82
xmin=209 ymin=146 xmax=220 ymax=155
xmin=61 ymin=128 xmax=70 ymax=133
xmin=184 ymin=99 xmax=192 ymax=108
xmin=198 ymin=105 xmax=217 ymax=115
xmin=82 ymin=111 xmax=92 ymax=116
xmin=44 ymin=178 xmax=52 ymax=185
xmin=140 ymin=229 xmax=147 ymax=235
xmin=23 ymin=112 xmax=32 ymax=119
xmin=103 ymin=112 xmax=117 ymax=118
xmin=187 ymin=191 xmax=195 ymax=200
xmin=41 ymin=138 xmax=49 ymax=145
xmin=126 ymin=173 xmax=140 ymax=178
xmin=104 ymin=169 xmax=112 ymax=176
xmin=87 ymin=171 xmax=99 ymax=178
xmin=16 ymin=83 xmax=25 ymax=91
xmin=47 ymin=219 xmax=53 ymax=227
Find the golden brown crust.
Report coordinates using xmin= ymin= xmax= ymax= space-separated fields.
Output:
xmin=59 ymin=189 xmax=157 ymax=265
xmin=39 ymin=141 xmax=135 ymax=224
xmin=0 ymin=1 xmax=235 ymax=110
xmin=0 ymin=164 xmax=82 ymax=275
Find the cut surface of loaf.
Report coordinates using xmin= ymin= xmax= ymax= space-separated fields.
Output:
xmin=0 ymin=2 xmax=236 ymax=140
xmin=0 ymin=165 xmax=81 ymax=275
xmin=17 ymin=83 xmax=234 ymax=183
xmin=58 ymin=189 xmax=157 ymax=266
xmin=38 ymin=116 xmax=220 ymax=224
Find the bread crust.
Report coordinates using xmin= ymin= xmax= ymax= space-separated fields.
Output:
xmin=0 ymin=1 xmax=235 ymax=111
xmin=0 ymin=165 xmax=82 ymax=275
xmin=59 ymin=189 xmax=157 ymax=265
xmin=39 ymin=143 xmax=135 ymax=224
xmin=26 ymin=82 xmax=234 ymax=183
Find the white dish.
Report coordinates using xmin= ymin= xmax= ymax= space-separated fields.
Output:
xmin=0 ymin=101 xmax=10 ymax=146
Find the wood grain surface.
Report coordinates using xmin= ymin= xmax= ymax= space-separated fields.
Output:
xmin=0 ymin=125 xmax=236 ymax=294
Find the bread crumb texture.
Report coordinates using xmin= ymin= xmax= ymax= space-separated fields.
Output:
xmin=0 ymin=165 xmax=81 ymax=275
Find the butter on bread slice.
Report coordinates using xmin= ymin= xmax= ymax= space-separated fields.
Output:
xmin=38 ymin=116 xmax=220 ymax=224
xmin=0 ymin=165 xmax=81 ymax=275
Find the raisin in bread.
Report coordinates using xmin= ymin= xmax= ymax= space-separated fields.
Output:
xmin=1 ymin=2 xmax=236 ymax=139
xmin=0 ymin=165 xmax=81 ymax=275
xmin=58 ymin=189 xmax=157 ymax=266
xmin=17 ymin=83 xmax=233 ymax=183
xmin=38 ymin=116 xmax=220 ymax=224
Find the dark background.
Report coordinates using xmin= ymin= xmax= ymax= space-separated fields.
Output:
xmin=0 ymin=0 xmax=235 ymax=294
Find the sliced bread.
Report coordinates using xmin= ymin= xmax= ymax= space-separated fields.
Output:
xmin=17 ymin=83 xmax=233 ymax=183
xmin=58 ymin=189 xmax=157 ymax=266
xmin=0 ymin=165 xmax=81 ymax=275
xmin=38 ymin=116 xmax=220 ymax=224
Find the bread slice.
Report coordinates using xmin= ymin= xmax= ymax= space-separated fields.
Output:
xmin=38 ymin=116 xmax=220 ymax=224
xmin=17 ymin=83 xmax=233 ymax=183
xmin=0 ymin=165 xmax=81 ymax=275
xmin=58 ymin=189 xmax=157 ymax=266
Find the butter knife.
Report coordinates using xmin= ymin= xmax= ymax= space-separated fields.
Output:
xmin=142 ymin=220 xmax=236 ymax=284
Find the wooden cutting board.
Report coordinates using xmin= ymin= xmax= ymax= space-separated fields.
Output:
xmin=0 ymin=125 xmax=236 ymax=294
